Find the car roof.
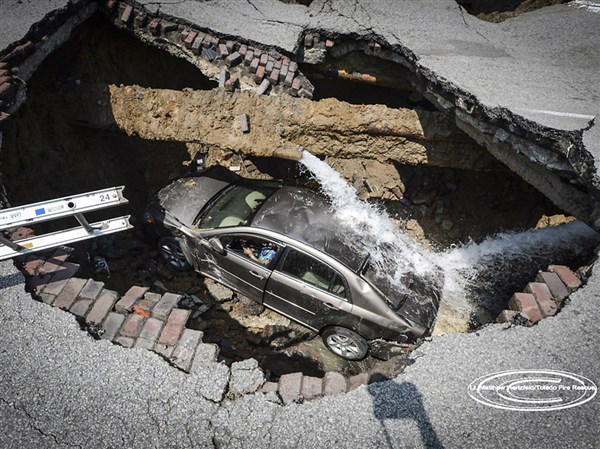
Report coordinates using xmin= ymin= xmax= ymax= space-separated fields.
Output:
xmin=251 ymin=186 xmax=369 ymax=271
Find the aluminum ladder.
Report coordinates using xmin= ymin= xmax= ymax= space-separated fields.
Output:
xmin=0 ymin=186 xmax=132 ymax=261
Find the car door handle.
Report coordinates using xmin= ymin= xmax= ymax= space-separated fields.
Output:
xmin=249 ymin=270 xmax=264 ymax=280
xmin=323 ymin=302 xmax=338 ymax=310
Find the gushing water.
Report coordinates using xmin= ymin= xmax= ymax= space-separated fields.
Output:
xmin=299 ymin=151 xmax=600 ymax=332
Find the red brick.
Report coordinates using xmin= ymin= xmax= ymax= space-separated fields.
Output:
xmin=107 ymin=0 xmax=117 ymax=10
xmin=549 ymin=265 xmax=581 ymax=291
xmin=2 ymin=41 xmax=34 ymax=64
xmin=249 ymin=57 xmax=260 ymax=73
xmin=256 ymin=79 xmax=271 ymax=95
xmin=525 ymin=282 xmax=557 ymax=317
xmin=284 ymin=71 xmax=295 ymax=87
xmin=496 ymin=309 xmax=519 ymax=323
xmin=38 ymin=254 xmax=64 ymax=275
xmin=265 ymin=60 xmax=274 ymax=74
xmin=134 ymin=338 xmax=155 ymax=350
xmin=225 ymin=40 xmax=235 ymax=52
xmin=273 ymin=59 xmax=282 ymax=70
xmin=288 ymin=61 xmax=298 ymax=72
xmin=323 ymin=372 xmax=347 ymax=395
xmin=139 ymin=317 xmax=164 ymax=341
xmin=0 ymin=75 xmax=10 ymax=86
xmin=259 ymin=53 xmax=269 ymax=66
xmin=279 ymin=64 xmax=288 ymax=81
xmin=238 ymin=44 xmax=247 ymax=55
xmin=119 ymin=313 xmax=146 ymax=338
xmin=225 ymin=51 xmax=242 ymax=67
xmin=191 ymin=33 xmax=204 ymax=53
xmin=100 ymin=312 xmax=125 ymax=341
xmin=347 ymin=372 xmax=369 ymax=391
xmin=301 ymin=376 xmax=323 ymax=400
xmin=254 ymin=65 xmax=266 ymax=83
xmin=508 ymin=292 xmax=543 ymax=324
xmin=325 ymin=39 xmax=335 ymax=48
xmin=536 ymin=271 xmax=569 ymax=302
xmin=172 ymin=329 xmax=203 ymax=371
xmin=154 ymin=342 xmax=174 ymax=358
xmin=21 ymin=255 xmax=46 ymax=276
xmin=86 ymin=289 xmax=119 ymax=325
xmin=158 ymin=308 xmax=190 ymax=346
xmin=152 ymin=293 xmax=181 ymax=320
xmin=0 ymin=69 xmax=8 ymax=77
xmin=224 ymin=77 xmax=238 ymax=92
xmin=184 ymin=31 xmax=198 ymax=48
xmin=133 ymin=292 xmax=160 ymax=316
xmin=259 ymin=381 xmax=278 ymax=393
xmin=115 ymin=336 xmax=134 ymax=348
xmin=53 ymin=277 xmax=87 ymax=309
xmin=42 ymin=262 xmax=80 ymax=296
xmin=28 ymin=272 xmax=53 ymax=297
xmin=244 ymin=51 xmax=254 ymax=66
xmin=115 ymin=285 xmax=148 ymax=313
xmin=148 ymin=18 xmax=161 ymax=35
xmin=269 ymin=69 xmax=280 ymax=85
xmin=278 ymin=372 xmax=303 ymax=405
xmin=120 ymin=5 xmax=133 ymax=23
xmin=217 ymin=43 xmax=229 ymax=57
xmin=291 ymin=78 xmax=302 ymax=94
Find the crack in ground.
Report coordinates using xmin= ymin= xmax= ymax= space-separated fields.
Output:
xmin=0 ymin=396 xmax=83 ymax=449
xmin=457 ymin=4 xmax=490 ymax=42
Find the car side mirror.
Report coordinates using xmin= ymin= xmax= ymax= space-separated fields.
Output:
xmin=208 ymin=237 xmax=226 ymax=255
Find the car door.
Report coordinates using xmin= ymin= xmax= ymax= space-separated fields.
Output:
xmin=193 ymin=233 xmax=280 ymax=303
xmin=264 ymin=247 xmax=352 ymax=331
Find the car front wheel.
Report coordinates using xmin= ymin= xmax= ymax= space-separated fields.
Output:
xmin=158 ymin=236 xmax=192 ymax=271
xmin=322 ymin=326 xmax=369 ymax=361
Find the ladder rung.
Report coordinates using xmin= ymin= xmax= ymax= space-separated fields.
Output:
xmin=0 ymin=216 xmax=133 ymax=261
xmin=0 ymin=186 xmax=128 ymax=229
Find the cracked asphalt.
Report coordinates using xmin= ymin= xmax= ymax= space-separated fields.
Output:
xmin=1 ymin=1 xmax=600 ymax=447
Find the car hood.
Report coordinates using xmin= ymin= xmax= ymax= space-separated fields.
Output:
xmin=156 ymin=166 xmax=240 ymax=227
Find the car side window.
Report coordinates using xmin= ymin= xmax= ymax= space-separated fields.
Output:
xmin=220 ymin=235 xmax=279 ymax=268
xmin=280 ymin=249 xmax=348 ymax=299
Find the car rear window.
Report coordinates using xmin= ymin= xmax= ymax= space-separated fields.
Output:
xmin=197 ymin=181 xmax=279 ymax=229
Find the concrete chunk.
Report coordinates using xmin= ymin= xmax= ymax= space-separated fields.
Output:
xmin=278 ymin=372 xmax=303 ymax=405
xmin=323 ymin=372 xmax=347 ymax=396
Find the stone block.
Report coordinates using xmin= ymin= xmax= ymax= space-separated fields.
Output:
xmin=158 ymin=308 xmax=190 ymax=346
xmin=284 ymin=71 xmax=295 ymax=87
xmin=86 ymin=289 xmax=119 ymax=325
xmin=549 ymin=265 xmax=581 ymax=291
xmin=536 ymin=271 xmax=569 ymax=302
xmin=79 ymin=279 xmax=104 ymax=301
xmin=525 ymin=282 xmax=557 ymax=317
xmin=265 ymin=60 xmax=274 ymax=74
xmin=289 ymin=61 xmax=298 ymax=73
xmin=219 ymin=70 xmax=229 ymax=88
xmin=323 ymin=372 xmax=347 ymax=396
xmin=201 ymin=34 xmax=213 ymax=47
xmin=100 ymin=312 xmax=125 ymax=341
xmin=152 ymin=292 xmax=181 ymax=320
xmin=278 ymin=372 xmax=303 ymax=405
xmin=301 ymin=376 xmax=323 ymax=400
xmin=119 ymin=313 xmax=146 ymax=339
xmin=191 ymin=34 xmax=203 ymax=54
xmin=115 ymin=285 xmax=148 ymax=314
xmin=291 ymin=78 xmax=302 ymax=95
xmin=172 ymin=329 xmax=203 ymax=371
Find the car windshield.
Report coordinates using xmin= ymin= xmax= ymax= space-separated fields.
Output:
xmin=196 ymin=181 xmax=280 ymax=229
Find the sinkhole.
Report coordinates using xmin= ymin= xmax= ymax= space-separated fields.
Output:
xmin=1 ymin=13 xmax=596 ymax=382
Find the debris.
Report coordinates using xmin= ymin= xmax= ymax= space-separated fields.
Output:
xmin=239 ymin=114 xmax=250 ymax=133
xmin=93 ymin=256 xmax=110 ymax=277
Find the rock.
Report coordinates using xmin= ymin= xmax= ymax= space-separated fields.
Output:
xmin=238 ymin=294 xmax=265 ymax=316
xmin=229 ymin=358 xmax=266 ymax=397
xmin=205 ymin=280 xmax=233 ymax=302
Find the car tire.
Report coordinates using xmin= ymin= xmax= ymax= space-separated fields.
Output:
xmin=322 ymin=326 xmax=369 ymax=361
xmin=158 ymin=236 xmax=192 ymax=271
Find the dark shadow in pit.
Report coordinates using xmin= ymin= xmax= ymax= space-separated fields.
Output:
xmin=368 ymin=377 xmax=444 ymax=449
xmin=455 ymin=0 xmax=567 ymax=22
